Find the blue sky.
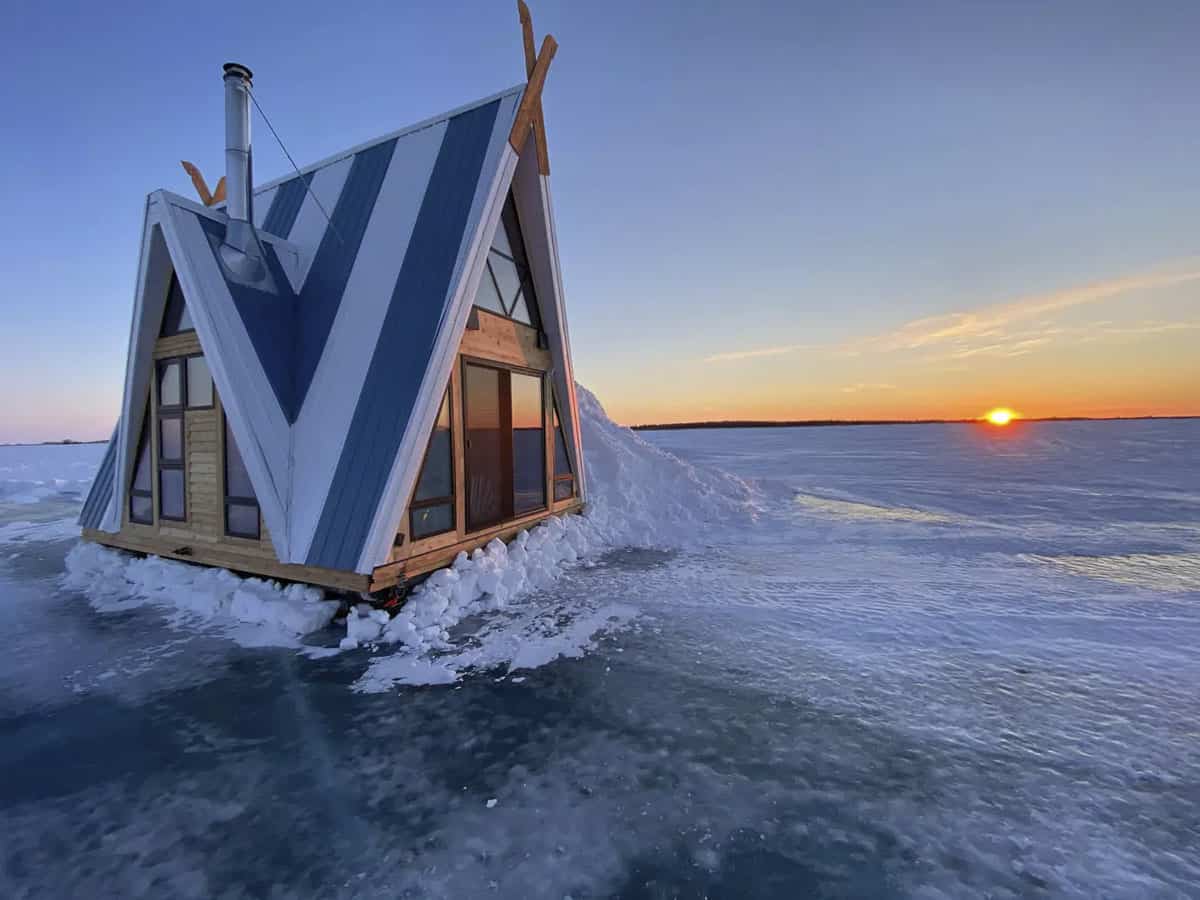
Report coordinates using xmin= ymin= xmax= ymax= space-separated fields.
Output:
xmin=2 ymin=0 xmax=1198 ymax=440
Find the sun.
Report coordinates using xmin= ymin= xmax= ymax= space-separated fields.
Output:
xmin=985 ymin=408 xmax=1016 ymax=426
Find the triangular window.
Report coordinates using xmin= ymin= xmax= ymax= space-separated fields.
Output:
xmin=552 ymin=391 xmax=575 ymax=501
xmin=409 ymin=391 xmax=455 ymax=540
xmin=128 ymin=406 xmax=153 ymax=524
xmin=472 ymin=193 xmax=543 ymax=332
xmin=160 ymin=274 xmax=194 ymax=336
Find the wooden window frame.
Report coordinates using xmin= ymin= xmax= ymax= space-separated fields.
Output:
xmin=408 ymin=391 xmax=456 ymax=541
xmin=461 ymin=357 xmax=548 ymax=533
xmin=156 ymin=358 xmax=187 ymax=522
xmin=222 ymin=412 xmax=261 ymax=540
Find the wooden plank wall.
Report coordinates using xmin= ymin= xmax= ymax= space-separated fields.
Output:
xmin=108 ymin=330 xmax=285 ymax=576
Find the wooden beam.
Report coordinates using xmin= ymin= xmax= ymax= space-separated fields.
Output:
xmin=82 ymin=527 xmax=371 ymax=593
xmin=518 ymin=0 xmax=537 ymax=75
xmin=516 ymin=1 xmax=552 ymax=175
xmin=180 ymin=161 xmax=224 ymax=207
xmin=508 ymin=35 xmax=557 ymax=155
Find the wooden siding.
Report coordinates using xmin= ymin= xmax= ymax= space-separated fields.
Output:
xmin=154 ymin=331 xmax=201 ymax=359
xmin=460 ymin=309 xmax=551 ymax=370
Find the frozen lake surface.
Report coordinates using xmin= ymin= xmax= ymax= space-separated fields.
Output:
xmin=1 ymin=414 xmax=1198 ymax=898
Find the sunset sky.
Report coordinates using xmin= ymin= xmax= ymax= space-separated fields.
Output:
xmin=2 ymin=0 xmax=1197 ymax=442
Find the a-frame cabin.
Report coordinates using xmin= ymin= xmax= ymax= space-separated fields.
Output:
xmin=79 ymin=4 xmax=586 ymax=596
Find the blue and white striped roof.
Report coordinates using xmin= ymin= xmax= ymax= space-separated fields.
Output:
xmin=81 ymin=83 xmax=587 ymax=575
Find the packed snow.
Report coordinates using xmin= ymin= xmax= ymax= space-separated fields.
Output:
xmin=64 ymin=542 xmax=341 ymax=647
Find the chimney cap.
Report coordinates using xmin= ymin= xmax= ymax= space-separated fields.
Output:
xmin=223 ymin=62 xmax=253 ymax=82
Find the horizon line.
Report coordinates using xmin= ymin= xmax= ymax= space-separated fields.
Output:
xmin=631 ymin=414 xmax=1200 ymax=431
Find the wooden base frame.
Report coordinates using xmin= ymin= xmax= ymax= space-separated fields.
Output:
xmin=83 ymin=498 xmax=584 ymax=597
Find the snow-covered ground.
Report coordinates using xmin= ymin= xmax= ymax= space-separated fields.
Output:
xmin=1 ymin=407 xmax=1198 ymax=898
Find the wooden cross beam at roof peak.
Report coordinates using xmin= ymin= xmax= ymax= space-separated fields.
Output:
xmin=180 ymin=161 xmax=226 ymax=207
xmin=510 ymin=0 xmax=554 ymax=175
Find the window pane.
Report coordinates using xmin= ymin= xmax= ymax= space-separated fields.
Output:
xmin=511 ymin=372 xmax=544 ymax=514
xmin=226 ymin=502 xmax=260 ymax=538
xmin=474 ymin=263 xmax=506 ymax=314
xmin=413 ymin=394 xmax=452 ymax=502
xmin=224 ymin=421 xmax=255 ymax=499
xmin=411 ymin=502 xmax=453 ymax=540
xmin=161 ymin=276 xmax=194 ymax=336
xmin=500 ymin=196 xmax=529 ymax=268
xmin=491 ymin=211 xmax=514 ymax=257
xmin=554 ymin=421 xmax=572 ymax=478
xmin=510 ymin=291 xmax=532 ymax=326
xmin=130 ymin=494 xmax=153 ymax=523
xmin=464 ymin=365 xmax=505 ymax=529
xmin=159 ymin=417 xmax=183 ymax=463
xmin=554 ymin=479 xmax=574 ymax=501
xmin=187 ymin=357 xmax=213 ymax=407
xmin=160 ymin=469 xmax=185 ymax=519
xmin=489 ymin=251 xmax=522 ymax=309
xmin=132 ymin=421 xmax=153 ymax=491
xmin=159 ymin=362 xmax=182 ymax=407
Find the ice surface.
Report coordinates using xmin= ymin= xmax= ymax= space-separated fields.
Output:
xmin=2 ymin=407 xmax=1199 ymax=898
xmin=0 ymin=442 xmax=100 ymax=504
xmin=0 ymin=517 xmax=81 ymax=544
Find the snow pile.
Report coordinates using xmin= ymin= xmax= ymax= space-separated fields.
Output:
xmin=64 ymin=542 xmax=340 ymax=645
xmin=573 ymin=386 xmax=756 ymax=547
xmin=350 ymin=385 xmax=757 ymax=685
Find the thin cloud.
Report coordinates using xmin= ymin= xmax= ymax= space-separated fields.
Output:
xmin=947 ymin=336 xmax=1052 ymax=359
xmin=705 ymin=263 xmax=1200 ymax=364
xmin=849 ymin=266 xmax=1200 ymax=354
xmin=841 ymin=383 xmax=897 ymax=393
xmin=704 ymin=343 xmax=818 ymax=363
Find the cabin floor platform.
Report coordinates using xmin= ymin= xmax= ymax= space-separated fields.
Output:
xmin=81 ymin=500 xmax=585 ymax=600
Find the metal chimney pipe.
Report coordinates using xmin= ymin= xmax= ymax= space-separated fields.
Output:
xmin=220 ymin=62 xmax=264 ymax=279
xmin=223 ymin=63 xmax=253 ymax=225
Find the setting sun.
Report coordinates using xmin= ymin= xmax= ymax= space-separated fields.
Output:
xmin=985 ymin=408 xmax=1016 ymax=426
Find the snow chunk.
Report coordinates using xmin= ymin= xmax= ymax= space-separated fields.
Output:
xmin=63 ymin=543 xmax=339 ymax=647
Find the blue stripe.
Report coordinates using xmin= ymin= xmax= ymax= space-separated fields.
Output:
xmin=79 ymin=425 xmax=119 ymax=529
xmin=199 ymin=218 xmax=300 ymax=416
xmin=203 ymin=140 xmax=396 ymax=423
xmin=306 ymin=99 xmax=502 ymax=570
xmin=293 ymin=140 xmax=395 ymax=411
xmin=260 ymin=173 xmax=312 ymax=238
